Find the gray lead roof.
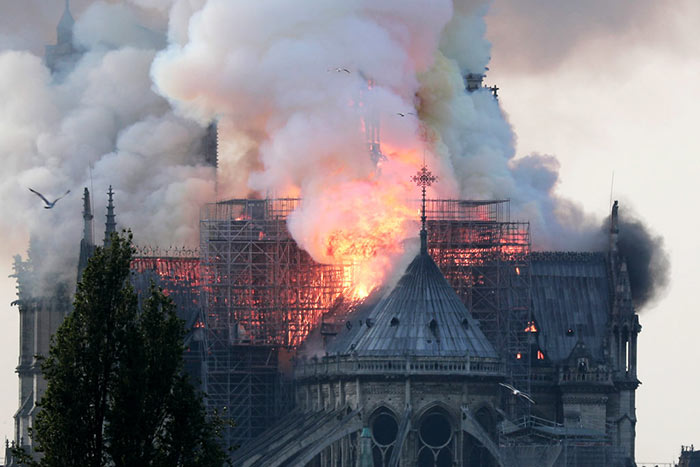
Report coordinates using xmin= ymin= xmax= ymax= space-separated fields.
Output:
xmin=337 ymin=249 xmax=497 ymax=358
xmin=530 ymin=252 xmax=610 ymax=363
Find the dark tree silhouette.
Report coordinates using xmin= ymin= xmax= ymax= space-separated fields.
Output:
xmin=22 ymin=232 xmax=228 ymax=466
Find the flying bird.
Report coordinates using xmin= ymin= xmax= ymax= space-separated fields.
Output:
xmin=396 ymin=112 xmax=417 ymax=117
xmin=499 ymin=382 xmax=535 ymax=404
xmin=328 ymin=67 xmax=351 ymax=74
xmin=29 ymin=188 xmax=71 ymax=209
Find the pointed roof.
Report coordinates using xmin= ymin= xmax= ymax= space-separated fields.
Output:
xmin=329 ymin=164 xmax=496 ymax=358
xmin=342 ymin=249 xmax=497 ymax=358
xmin=57 ymin=0 xmax=74 ymax=44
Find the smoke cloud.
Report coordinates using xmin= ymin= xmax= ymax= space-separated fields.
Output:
xmin=150 ymin=0 xmax=668 ymax=302
xmin=605 ymin=207 xmax=671 ymax=310
xmin=151 ymin=0 xmax=456 ymax=293
xmin=419 ymin=5 xmax=601 ymax=251
xmin=0 ymin=1 xmax=214 ymax=293
xmin=0 ymin=0 xmax=670 ymax=307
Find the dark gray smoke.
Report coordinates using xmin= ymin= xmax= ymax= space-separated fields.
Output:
xmin=604 ymin=207 xmax=670 ymax=310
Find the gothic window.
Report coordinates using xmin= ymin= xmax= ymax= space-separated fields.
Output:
xmin=417 ymin=408 xmax=453 ymax=467
xmin=370 ymin=407 xmax=398 ymax=466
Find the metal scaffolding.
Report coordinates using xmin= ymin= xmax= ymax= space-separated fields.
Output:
xmin=424 ymin=199 xmax=532 ymax=411
xmin=200 ymin=199 xmax=347 ymax=347
xmin=199 ymin=199 xmax=348 ymax=446
xmin=130 ymin=252 xmax=206 ymax=389
xmin=499 ymin=416 xmax=626 ymax=466
xmin=198 ymin=198 xmax=533 ymax=445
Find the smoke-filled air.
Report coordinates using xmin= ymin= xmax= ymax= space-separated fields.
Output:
xmin=0 ymin=0 xmax=668 ymax=307
xmin=0 ymin=1 xmax=215 ymax=292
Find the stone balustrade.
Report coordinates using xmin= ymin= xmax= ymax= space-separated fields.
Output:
xmin=294 ymin=355 xmax=504 ymax=379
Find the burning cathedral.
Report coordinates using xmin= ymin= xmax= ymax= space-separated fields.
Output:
xmin=7 ymin=2 xmax=646 ymax=467
xmin=11 ymin=182 xmax=641 ymax=467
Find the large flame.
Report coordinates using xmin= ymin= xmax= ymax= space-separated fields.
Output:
xmin=288 ymin=174 xmax=419 ymax=300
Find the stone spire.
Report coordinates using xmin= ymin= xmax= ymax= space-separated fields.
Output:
xmin=45 ymin=0 xmax=82 ymax=75
xmin=82 ymin=187 xmax=94 ymax=246
xmin=57 ymin=0 xmax=74 ymax=45
xmin=77 ymin=187 xmax=95 ymax=282
xmin=104 ymin=185 xmax=116 ymax=247
xmin=609 ymin=200 xmax=619 ymax=264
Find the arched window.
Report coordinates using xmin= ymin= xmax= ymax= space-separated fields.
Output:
xmin=370 ymin=407 xmax=398 ymax=466
xmin=417 ymin=408 xmax=453 ymax=467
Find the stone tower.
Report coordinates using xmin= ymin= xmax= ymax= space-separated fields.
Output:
xmin=44 ymin=0 xmax=83 ymax=76
xmin=103 ymin=185 xmax=117 ymax=247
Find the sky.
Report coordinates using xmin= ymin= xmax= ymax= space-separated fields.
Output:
xmin=0 ymin=1 xmax=698 ymax=464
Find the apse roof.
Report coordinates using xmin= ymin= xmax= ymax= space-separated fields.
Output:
xmin=333 ymin=249 xmax=497 ymax=358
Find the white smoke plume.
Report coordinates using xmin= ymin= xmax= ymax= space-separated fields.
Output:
xmin=151 ymin=0 xmax=460 ymax=293
xmin=0 ymin=0 xmax=666 ymax=303
xmin=0 ymin=1 xmax=214 ymax=293
xmin=150 ymin=0 xmax=603 ymax=292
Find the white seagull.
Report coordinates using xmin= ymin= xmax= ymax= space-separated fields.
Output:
xmin=29 ymin=188 xmax=71 ymax=209
xmin=499 ymin=382 xmax=535 ymax=404
xmin=327 ymin=67 xmax=351 ymax=74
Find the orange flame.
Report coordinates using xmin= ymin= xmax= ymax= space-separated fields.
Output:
xmin=290 ymin=172 xmax=420 ymax=300
xmin=323 ymin=183 xmax=416 ymax=299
